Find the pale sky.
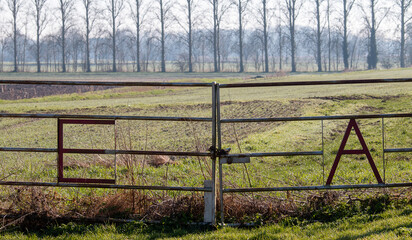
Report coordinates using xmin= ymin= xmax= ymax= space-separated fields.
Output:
xmin=0 ymin=0 xmax=402 ymax=41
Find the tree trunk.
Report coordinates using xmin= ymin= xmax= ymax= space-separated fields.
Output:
xmin=327 ymin=0 xmax=331 ymax=71
xmin=36 ymin=6 xmax=41 ymax=73
xmin=279 ymin=24 xmax=283 ymax=71
xmin=188 ymin=0 xmax=193 ymax=72
xmin=112 ymin=0 xmax=117 ymax=72
xmin=213 ymin=0 xmax=218 ymax=72
xmin=368 ymin=0 xmax=378 ymax=69
xmin=136 ymin=0 xmax=141 ymax=72
xmin=263 ymin=0 xmax=269 ymax=73
xmin=400 ymin=0 xmax=406 ymax=68
xmin=160 ymin=0 xmax=166 ymax=72
xmin=286 ymin=0 xmax=297 ymax=73
xmin=59 ymin=0 xmax=67 ymax=72
xmin=342 ymin=0 xmax=350 ymax=70
xmin=315 ymin=0 xmax=322 ymax=72
xmin=85 ymin=0 xmax=91 ymax=72
xmin=13 ymin=3 xmax=18 ymax=72
xmin=238 ymin=0 xmax=244 ymax=72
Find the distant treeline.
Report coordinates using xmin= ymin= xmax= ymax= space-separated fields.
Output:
xmin=0 ymin=0 xmax=410 ymax=73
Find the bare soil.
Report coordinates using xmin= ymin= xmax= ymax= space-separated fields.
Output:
xmin=0 ymin=85 xmax=117 ymax=100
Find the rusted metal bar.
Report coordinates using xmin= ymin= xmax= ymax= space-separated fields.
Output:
xmin=0 ymin=113 xmax=212 ymax=122
xmin=326 ymin=119 xmax=383 ymax=185
xmin=0 ymin=80 xmax=213 ymax=87
xmin=219 ymin=78 xmax=412 ymax=88
xmin=59 ymin=178 xmax=116 ymax=184
xmin=113 ymin=150 xmax=211 ymax=156
xmin=59 ymin=119 xmax=115 ymax=125
xmin=223 ymin=183 xmax=412 ymax=193
xmin=221 ymin=113 xmax=412 ymax=123
xmin=0 ymin=147 xmax=211 ymax=156
xmin=384 ymin=148 xmax=412 ymax=153
xmin=225 ymin=151 xmax=323 ymax=158
xmin=0 ymin=181 xmax=212 ymax=192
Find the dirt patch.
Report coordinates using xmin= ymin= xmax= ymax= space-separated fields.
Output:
xmin=307 ymin=94 xmax=406 ymax=102
xmin=63 ymin=155 xmax=178 ymax=170
xmin=357 ymin=105 xmax=384 ymax=113
xmin=0 ymin=85 xmax=118 ymax=100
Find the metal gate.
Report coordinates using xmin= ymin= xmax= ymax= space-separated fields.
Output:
xmin=215 ymin=79 xmax=412 ymax=224
xmin=0 ymin=78 xmax=411 ymax=224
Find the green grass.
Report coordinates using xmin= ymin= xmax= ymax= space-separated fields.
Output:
xmin=2 ymin=204 xmax=412 ymax=239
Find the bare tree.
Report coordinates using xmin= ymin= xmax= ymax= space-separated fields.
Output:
xmin=81 ymin=0 xmax=100 ymax=72
xmin=360 ymin=0 xmax=389 ymax=69
xmin=31 ymin=0 xmax=48 ymax=73
xmin=6 ymin=0 xmax=24 ymax=72
xmin=232 ymin=0 xmax=250 ymax=72
xmin=314 ymin=0 xmax=324 ymax=72
xmin=277 ymin=6 xmax=284 ymax=71
xmin=342 ymin=0 xmax=355 ymax=70
xmin=284 ymin=0 xmax=303 ymax=72
xmin=107 ymin=0 xmax=125 ymax=72
xmin=58 ymin=0 xmax=75 ymax=72
xmin=209 ymin=0 xmax=231 ymax=72
xmin=186 ymin=0 xmax=194 ymax=72
xmin=211 ymin=0 xmax=218 ymax=72
xmin=176 ymin=0 xmax=199 ymax=72
xmin=326 ymin=0 xmax=332 ymax=71
xmin=395 ymin=0 xmax=412 ymax=68
xmin=257 ymin=0 xmax=269 ymax=73
xmin=154 ymin=0 xmax=174 ymax=72
xmin=129 ymin=0 xmax=149 ymax=72
xmin=0 ymin=30 xmax=5 ymax=72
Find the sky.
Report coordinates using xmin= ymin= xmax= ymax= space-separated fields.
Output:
xmin=0 ymin=0 xmax=403 ymax=41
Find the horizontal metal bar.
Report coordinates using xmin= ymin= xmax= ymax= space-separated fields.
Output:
xmin=105 ymin=150 xmax=212 ymax=157
xmin=221 ymin=113 xmax=412 ymax=123
xmin=220 ymin=157 xmax=251 ymax=164
xmin=59 ymin=178 xmax=116 ymax=184
xmin=342 ymin=150 xmax=364 ymax=155
xmin=222 ymin=151 xmax=323 ymax=158
xmin=0 ymin=181 xmax=212 ymax=192
xmin=0 ymin=147 xmax=211 ymax=157
xmin=0 ymin=147 xmax=57 ymax=153
xmin=0 ymin=80 xmax=213 ymax=87
xmin=60 ymin=119 xmax=115 ymax=125
xmin=385 ymin=148 xmax=412 ymax=153
xmin=0 ymin=113 xmax=212 ymax=122
xmin=223 ymin=182 xmax=412 ymax=193
xmin=62 ymin=149 xmax=107 ymax=154
xmin=219 ymin=78 xmax=412 ymax=88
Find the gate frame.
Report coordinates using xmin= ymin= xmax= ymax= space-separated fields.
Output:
xmin=216 ymin=79 xmax=412 ymax=224
xmin=0 ymin=80 xmax=218 ymax=224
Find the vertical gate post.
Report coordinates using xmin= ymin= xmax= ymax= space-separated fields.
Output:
xmin=207 ymin=82 xmax=217 ymax=224
xmin=203 ymin=180 xmax=214 ymax=223
xmin=216 ymin=83 xmax=224 ymax=225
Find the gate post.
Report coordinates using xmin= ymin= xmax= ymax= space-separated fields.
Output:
xmin=216 ymin=83 xmax=225 ymax=225
xmin=208 ymin=82 xmax=217 ymax=224
xmin=204 ymin=180 xmax=214 ymax=223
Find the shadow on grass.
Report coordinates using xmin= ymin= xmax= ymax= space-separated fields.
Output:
xmin=6 ymin=221 xmax=215 ymax=240
xmin=336 ymin=222 xmax=412 ymax=240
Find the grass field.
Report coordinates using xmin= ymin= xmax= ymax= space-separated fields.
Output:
xmin=0 ymin=69 xmax=411 ymax=237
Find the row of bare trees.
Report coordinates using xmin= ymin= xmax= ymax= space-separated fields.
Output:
xmin=1 ymin=0 xmax=412 ymax=73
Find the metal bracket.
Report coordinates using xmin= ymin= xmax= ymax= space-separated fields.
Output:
xmin=220 ymin=156 xmax=250 ymax=165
